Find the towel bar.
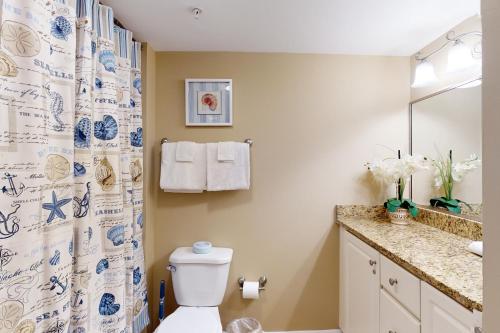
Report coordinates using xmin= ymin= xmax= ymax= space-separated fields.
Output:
xmin=160 ymin=138 xmax=253 ymax=146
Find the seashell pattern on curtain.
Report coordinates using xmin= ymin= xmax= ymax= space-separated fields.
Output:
xmin=0 ymin=0 xmax=149 ymax=332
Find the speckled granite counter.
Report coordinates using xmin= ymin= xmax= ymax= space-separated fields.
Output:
xmin=337 ymin=205 xmax=483 ymax=312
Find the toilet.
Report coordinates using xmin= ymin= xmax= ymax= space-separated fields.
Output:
xmin=156 ymin=246 xmax=233 ymax=333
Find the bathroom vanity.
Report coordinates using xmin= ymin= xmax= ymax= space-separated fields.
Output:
xmin=337 ymin=205 xmax=483 ymax=333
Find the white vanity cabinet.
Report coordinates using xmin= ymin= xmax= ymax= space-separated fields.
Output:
xmin=380 ymin=289 xmax=420 ymax=333
xmin=421 ymin=281 xmax=476 ymax=333
xmin=340 ymin=229 xmax=380 ymax=333
xmin=340 ymin=226 xmax=482 ymax=333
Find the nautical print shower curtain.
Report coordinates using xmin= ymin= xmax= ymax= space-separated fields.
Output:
xmin=0 ymin=0 xmax=149 ymax=332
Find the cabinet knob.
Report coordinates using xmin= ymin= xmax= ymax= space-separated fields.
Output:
xmin=369 ymin=259 xmax=377 ymax=266
xmin=389 ymin=278 xmax=398 ymax=286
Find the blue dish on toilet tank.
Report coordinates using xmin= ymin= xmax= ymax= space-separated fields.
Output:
xmin=193 ymin=241 xmax=213 ymax=254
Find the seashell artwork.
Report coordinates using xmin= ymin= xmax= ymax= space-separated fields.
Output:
xmin=106 ymin=225 xmax=124 ymax=246
xmin=74 ymin=117 xmax=91 ymax=148
xmin=95 ymin=77 xmax=102 ymax=89
xmin=0 ymin=50 xmax=17 ymax=77
xmin=133 ymin=78 xmax=141 ymax=94
xmin=133 ymin=299 xmax=143 ymax=316
xmin=95 ymin=157 xmax=116 ymax=191
xmin=130 ymin=127 xmax=143 ymax=147
xmin=0 ymin=300 xmax=23 ymax=332
xmin=136 ymin=213 xmax=143 ymax=228
xmin=14 ymin=319 xmax=36 ymax=333
xmin=51 ymin=16 xmax=72 ymax=40
xmin=132 ymin=239 xmax=138 ymax=249
xmin=96 ymin=258 xmax=109 ymax=274
xmin=49 ymin=250 xmax=60 ymax=266
xmin=73 ymin=182 xmax=90 ymax=218
xmin=130 ymin=99 xmax=135 ymax=108
xmin=73 ymin=162 xmax=86 ymax=177
xmin=130 ymin=159 xmax=143 ymax=185
xmin=99 ymin=293 xmax=120 ymax=316
xmin=94 ymin=115 xmax=118 ymax=141
xmin=49 ymin=90 xmax=65 ymax=132
xmin=99 ymin=50 xmax=116 ymax=73
xmin=133 ymin=267 xmax=141 ymax=285
xmin=45 ymin=154 xmax=70 ymax=182
xmin=1 ymin=20 xmax=41 ymax=57
xmin=201 ymin=93 xmax=218 ymax=111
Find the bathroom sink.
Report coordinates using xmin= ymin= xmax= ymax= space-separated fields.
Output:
xmin=468 ymin=241 xmax=483 ymax=257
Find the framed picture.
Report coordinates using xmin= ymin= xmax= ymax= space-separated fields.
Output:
xmin=185 ymin=79 xmax=232 ymax=126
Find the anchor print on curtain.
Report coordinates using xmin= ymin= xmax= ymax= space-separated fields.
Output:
xmin=0 ymin=0 xmax=149 ymax=332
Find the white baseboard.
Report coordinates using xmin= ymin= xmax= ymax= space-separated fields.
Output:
xmin=267 ymin=330 xmax=340 ymax=333
xmin=225 ymin=329 xmax=340 ymax=333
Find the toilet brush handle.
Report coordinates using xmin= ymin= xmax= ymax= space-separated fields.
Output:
xmin=159 ymin=280 xmax=166 ymax=321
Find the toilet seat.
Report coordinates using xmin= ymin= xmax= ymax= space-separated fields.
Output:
xmin=155 ymin=306 xmax=222 ymax=333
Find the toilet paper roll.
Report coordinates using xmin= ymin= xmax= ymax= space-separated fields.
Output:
xmin=242 ymin=281 xmax=260 ymax=299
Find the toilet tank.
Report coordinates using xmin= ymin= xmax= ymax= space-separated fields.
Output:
xmin=169 ymin=247 xmax=233 ymax=306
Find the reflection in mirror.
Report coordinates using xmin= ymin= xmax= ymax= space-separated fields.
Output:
xmin=411 ymin=79 xmax=482 ymax=220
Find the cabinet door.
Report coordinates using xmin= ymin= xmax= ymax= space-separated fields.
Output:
xmin=380 ymin=289 xmax=420 ymax=333
xmin=421 ymin=282 xmax=474 ymax=333
xmin=340 ymin=228 xmax=380 ymax=333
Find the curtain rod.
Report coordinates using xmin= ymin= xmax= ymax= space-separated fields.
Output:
xmin=113 ymin=18 xmax=138 ymax=43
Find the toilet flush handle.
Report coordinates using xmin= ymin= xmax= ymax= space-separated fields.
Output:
xmin=167 ymin=264 xmax=176 ymax=273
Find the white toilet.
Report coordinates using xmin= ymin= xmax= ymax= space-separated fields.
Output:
xmin=156 ymin=246 xmax=233 ymax=333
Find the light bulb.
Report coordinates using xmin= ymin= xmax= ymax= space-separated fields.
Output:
xmin=412 ymin=60 xmax=438 ymax=88
xmin=447 ymin=40 xmax=476 ymax=72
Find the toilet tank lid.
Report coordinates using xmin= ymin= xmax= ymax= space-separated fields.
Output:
xmin=170 ymin=247 xmax=233 ymax=264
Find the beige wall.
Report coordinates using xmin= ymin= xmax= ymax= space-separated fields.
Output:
xmin=411 ymin=15 xmax=482 ymax=101
xmin=141 ymin=43 xmax=157 ymax=332
xmin=146 ymin=52 xmax=410 ymax=331
xmin=482 ymin=1 xmax=500 ymax=331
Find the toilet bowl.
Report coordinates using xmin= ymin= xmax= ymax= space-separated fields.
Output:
xmin=155 ymin=246 xmax=233 ymax=333
xmin=155 ymin=306 xmax=222 ymax=333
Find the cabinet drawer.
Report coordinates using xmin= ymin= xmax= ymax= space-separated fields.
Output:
xmin=380 ymin=289 xmax=420 ymax=333
xmin=381 ymin=255 xmax=421 ymax=318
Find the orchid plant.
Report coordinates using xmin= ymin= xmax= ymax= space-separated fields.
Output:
xmin=366 ymin=151 xmax=428 ymax=217
xmin=430 ymin=150 xmax=481 ymax=214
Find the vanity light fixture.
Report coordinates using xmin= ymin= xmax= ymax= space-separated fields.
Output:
xmin=447 ymin=39 xmax=477 ymax=72
xmin=412 ymin=30 xmax=482 ymax=88
xmin=412 ymin=60 xmax=438 ymax=88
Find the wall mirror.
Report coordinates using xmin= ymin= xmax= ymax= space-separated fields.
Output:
xmin=410 ymin=78 xmax=482 ymax=221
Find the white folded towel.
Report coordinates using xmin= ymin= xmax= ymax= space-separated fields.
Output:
xmin=207 ymin=142 xmax=250 ymax=191
xmin=468 ymin=241 xmax=483 ymax=257
xmin=217 ymin=141 xmax=236 ymax=161
xmin=160 ymin=142 xmax=207 ymax=193
xmin=176 ymin=141 xmax=195 ymax=162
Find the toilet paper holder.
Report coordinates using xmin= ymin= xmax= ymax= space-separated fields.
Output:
xmin=238 ymin=275 xmax=267 ymax=291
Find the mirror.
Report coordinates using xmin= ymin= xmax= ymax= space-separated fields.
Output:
xmin=410 ymin=79 xmax=482 ymax=220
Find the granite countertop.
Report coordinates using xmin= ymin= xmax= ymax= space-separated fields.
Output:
xmin=337 ymin=207 xmax=483 ymax=312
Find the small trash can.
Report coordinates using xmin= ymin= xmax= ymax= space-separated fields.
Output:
xmin=226 ymin=317 xmax=263 ymax=333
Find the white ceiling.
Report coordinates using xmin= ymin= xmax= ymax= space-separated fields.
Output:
xmin=102 ymin=0 xmax=480 ymax=56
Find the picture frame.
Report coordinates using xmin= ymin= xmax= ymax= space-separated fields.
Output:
xmin=185 ymin=79 xmax=233 ymax=126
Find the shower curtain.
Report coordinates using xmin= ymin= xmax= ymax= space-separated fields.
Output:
xmin=0 ymin=0 xmax=149 ymax=332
